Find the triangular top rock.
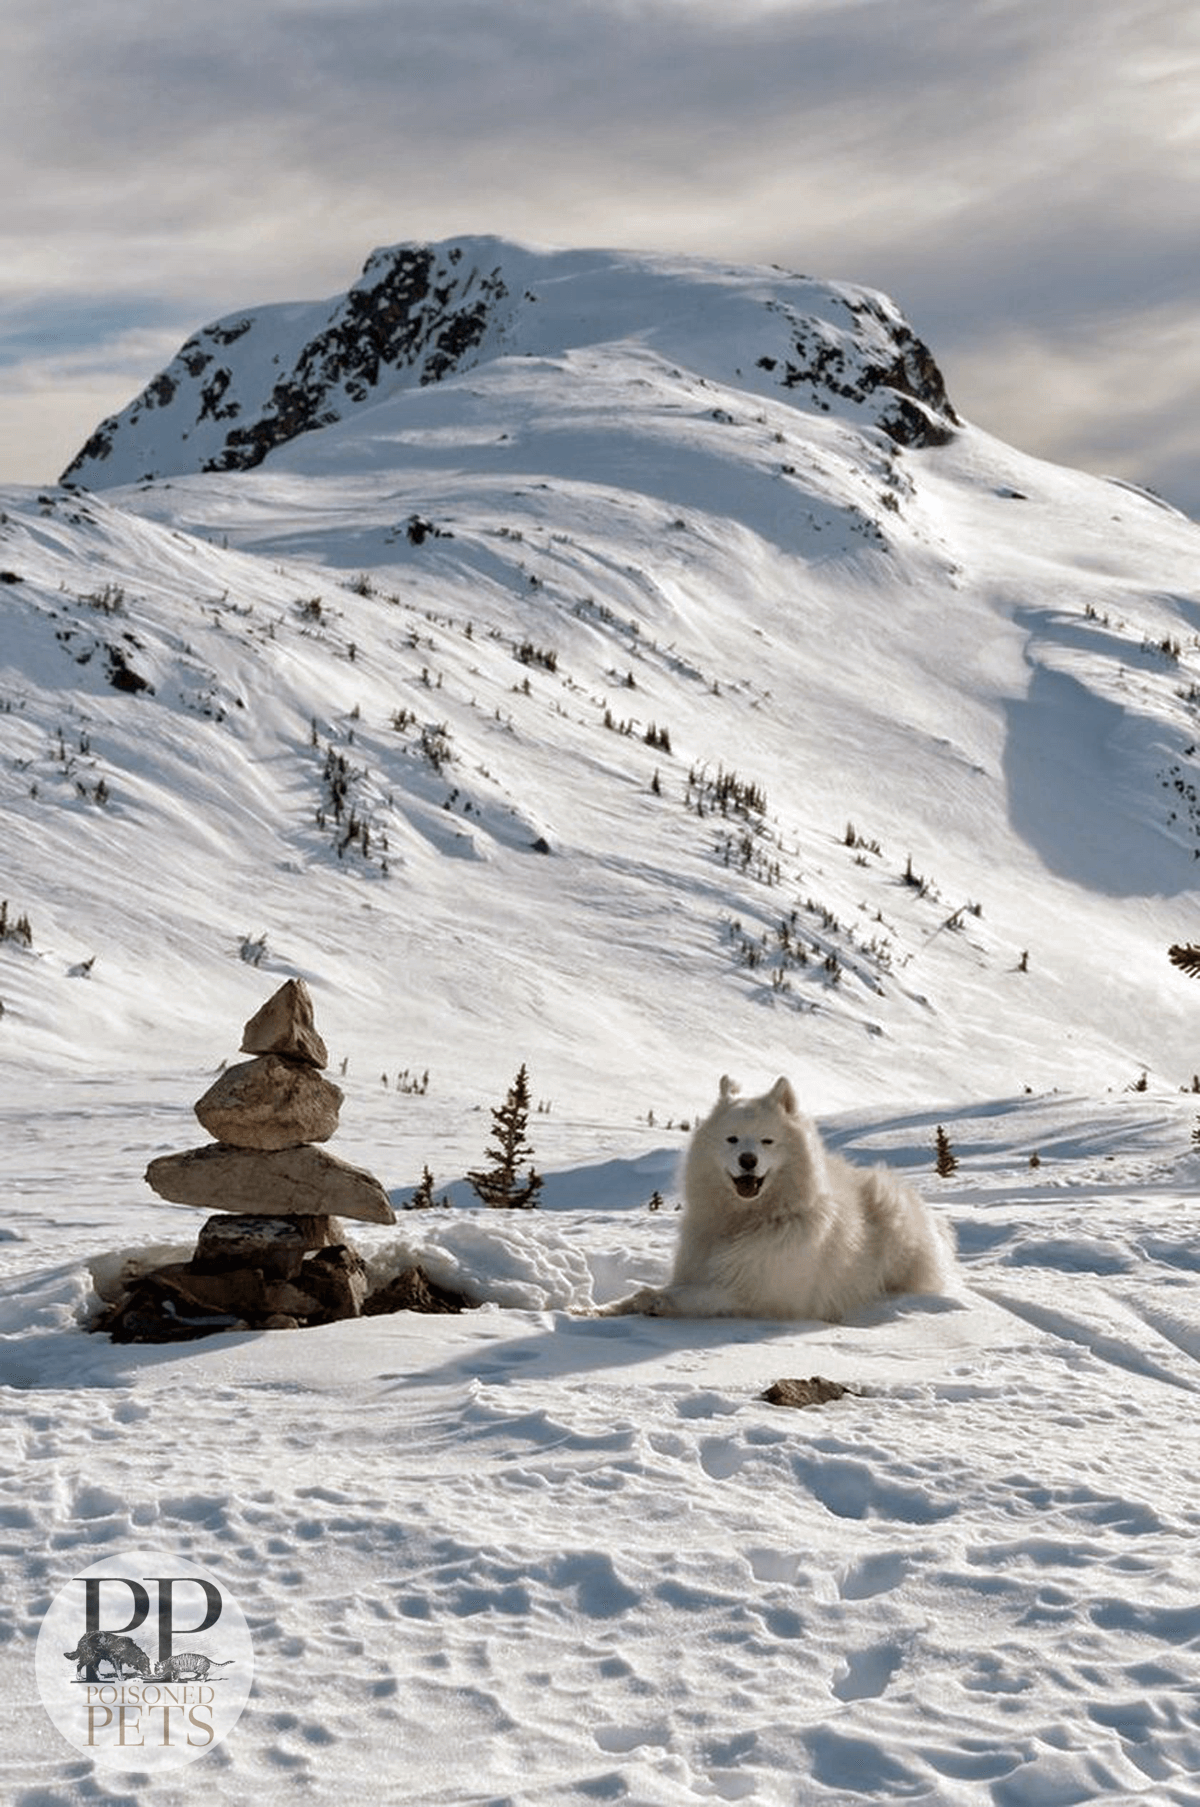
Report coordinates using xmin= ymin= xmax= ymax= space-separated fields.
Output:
xmin=240 ymin=978 xmax=329 ymax=1068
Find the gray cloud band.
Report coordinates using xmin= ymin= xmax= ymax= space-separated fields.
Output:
xmin=3 ymin=0 xmax=1198 ymax=510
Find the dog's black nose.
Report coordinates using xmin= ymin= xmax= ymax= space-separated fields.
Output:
xmin=738 ymin=1151 xmax=758 ymax=1171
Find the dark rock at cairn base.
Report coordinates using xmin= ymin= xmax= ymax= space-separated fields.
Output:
xmin=297 ymin=1244 xmax=370 ymax=1321
xmin=194 ymin=1056 xmax=343 ymax=1149
xmin=363 ymin=1266 xmax=474 ymax=1316
xmin=190 ymin=1213 xmax=344 ymax=1280
xmin=96 ymin=1245 xmax=374 ymax=1341
xmin=155 ymin=1262 xmax=273 ymax=1320
xmin=145 ymin=1142 xmax=396 ymax=1223
xmin=260 ymin=1278 xmax=324 ymax=1320
xmin=95 ymin=1252 xmax=473 ymax=1340
xmin=99 ymin=1267 xmax=253 ymax=1343
xmin=240 ymin=977 xmax=329 ymax=1068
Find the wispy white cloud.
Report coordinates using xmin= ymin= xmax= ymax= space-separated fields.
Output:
xmin=4 ymin=0 xmax=1199 ymax=508
xmin=950 ymin=301 xmax=1200 ymax=504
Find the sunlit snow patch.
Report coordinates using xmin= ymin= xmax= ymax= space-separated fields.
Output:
xmin=366 ymin=1215 xmax=599 ymax=1313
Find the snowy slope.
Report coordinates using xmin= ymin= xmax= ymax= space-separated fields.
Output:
xmin=3 ymin=240 xmax=1200 ymax=1803
xmin=4 ymin=1089 xmax=1200 ymax=1804
xmin=8 ymin=336 xmax=1200 ymax=1108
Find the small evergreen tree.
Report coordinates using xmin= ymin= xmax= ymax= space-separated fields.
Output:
xmin=409 ymin=1165 xmax=437 ymax=1209
xmin=468 ymin=1065 xmax=543 ymax=1208
xmin=934 ymin=1125 xmax=958 ymax=1178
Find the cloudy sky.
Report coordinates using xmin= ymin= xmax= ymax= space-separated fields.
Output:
xmin=5 ymin=0 xmax=1200 ymax=513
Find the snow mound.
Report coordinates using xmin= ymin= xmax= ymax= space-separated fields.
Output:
xmin=369 ymin=1211 xmax=600 ymax=1312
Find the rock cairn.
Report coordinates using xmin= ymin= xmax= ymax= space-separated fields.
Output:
xmin=103 ymin=979 xmax=401 ymax=1340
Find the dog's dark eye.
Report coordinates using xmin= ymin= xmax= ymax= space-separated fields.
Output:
xmin=726 ymin=1135 xmax=738 ymax=1145
xmin=761 ymin=1138 xmax=774 ymax=1146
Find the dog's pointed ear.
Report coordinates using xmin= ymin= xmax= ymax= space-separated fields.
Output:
xmin=718 ymin=1074 xmax=741 ymax=1102
xmin=768 ymin=1076 xmax=798 ymax=1114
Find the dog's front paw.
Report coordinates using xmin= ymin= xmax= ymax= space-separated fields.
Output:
xmin=600 ymin=1286 xmax=669 ymax=1317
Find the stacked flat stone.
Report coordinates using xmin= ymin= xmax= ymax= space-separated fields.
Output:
xmin=147 ymin=978 xmax=393 ymax=1225
xmin=126 ymin=978 xmax=396 ymax=1336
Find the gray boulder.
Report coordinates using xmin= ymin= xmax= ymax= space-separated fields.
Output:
xmin=194 ymin=1054 xmax=343 ymax=1148
xmin=146 ymin=1143 xmax=396 ymax=1223
xmin=240 ymin=977 xmax=329 ymax=1068
xmin=190 ymin=1212 xmax=343 ymax=1279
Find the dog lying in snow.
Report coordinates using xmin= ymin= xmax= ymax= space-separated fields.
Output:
xmin=605 ymin=1075 xmax=955 ymax=1320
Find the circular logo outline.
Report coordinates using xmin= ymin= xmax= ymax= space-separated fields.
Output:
xmin=36 ymin=1549 xmax=254 ymax=1772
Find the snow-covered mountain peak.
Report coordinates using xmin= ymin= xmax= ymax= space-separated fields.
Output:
xmin=60 ymin=237 xmax=959 ymax=487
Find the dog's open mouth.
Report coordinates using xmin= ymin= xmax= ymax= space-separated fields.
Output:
xmin=732 ymin=1173 xmax=765 ymax=1199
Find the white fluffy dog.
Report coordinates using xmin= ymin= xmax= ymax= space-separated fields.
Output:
xmin=608 ymin=1075 xmax=955 ymax=1320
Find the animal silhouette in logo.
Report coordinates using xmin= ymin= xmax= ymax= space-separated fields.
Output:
xmin=150 ymin=1651 xmax=234 ymax=1683
xmin=64 ymin=1630 xmax=151 ymax=1681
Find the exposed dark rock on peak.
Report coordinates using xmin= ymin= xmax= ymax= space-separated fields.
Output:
xmin=203 ymin=247 xmax=512 ymax=473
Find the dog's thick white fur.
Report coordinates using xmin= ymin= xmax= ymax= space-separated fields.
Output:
xmin=607 ymin=1075 xmax=955 ymax=1320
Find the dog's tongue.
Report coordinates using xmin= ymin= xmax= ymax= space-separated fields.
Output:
xmin=733 ymin=1174 xmax=762 ymax=1199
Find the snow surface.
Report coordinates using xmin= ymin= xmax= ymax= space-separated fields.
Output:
xmin=3 ymin=240 xmax=1200 ymax=1802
